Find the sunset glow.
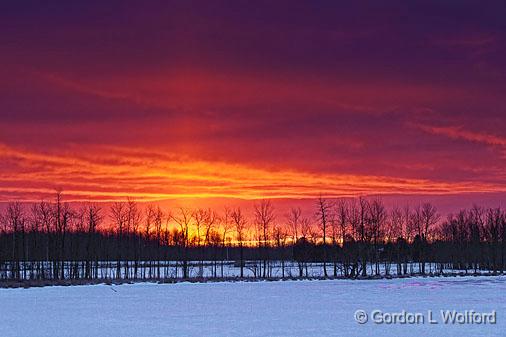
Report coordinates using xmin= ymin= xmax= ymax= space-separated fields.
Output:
xmin=1 ymin=2 xmax=505 ymax=209
xmin=1 ymin=143 xmax=506 ymax=203
xmin=2 ymin=4 xmax=506 ymax=336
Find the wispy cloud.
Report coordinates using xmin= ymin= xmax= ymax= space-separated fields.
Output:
xmin=433 ymin=33 xmax=497 ymax=48
xmin=36 ymin=70 xmax=462 ymax=118
xmin=1 ymin=143 xmax=506 ymax=202
xmin=413 ymin=123 xmax=506 ymax=147
xmin=1 ymin=1 xmax=506 ymax=206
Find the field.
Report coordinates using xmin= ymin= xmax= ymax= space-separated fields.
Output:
xmin=1 ymin=276 xmax=504 ymax=337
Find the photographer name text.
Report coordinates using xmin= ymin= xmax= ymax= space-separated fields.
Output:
xmin=354 ymin=309 xmax=496 ymax=325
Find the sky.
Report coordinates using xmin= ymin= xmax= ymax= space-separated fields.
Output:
xmin=1 ymin=1 xmax=506 ymax=212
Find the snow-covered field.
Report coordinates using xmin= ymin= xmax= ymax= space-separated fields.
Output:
xmin=1 ymin=276 xmax=504 ymax=337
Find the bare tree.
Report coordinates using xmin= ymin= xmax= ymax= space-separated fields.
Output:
xmin=346 ymin=199 xmax=361 ymax=277
xmin=85 ymin=204 xmax=102 ymax=279
xmin=29 ymin=203 xmax=42 ymax=278
xmin=420 ymin=203 xmax=440 ymax=274
xmin=143 ymin=205 xmax=156 ymax=278
xmin=220 ymin=207 xmax=232 ymax=277
xmin=6 ymin=202 xmax=24 ymax=279
xmin=335 ymin=199 xmax=348 ymax=276
xmin=153 ymin=206 xmax=164 ymax=278
xmin=126 ymin=199 xmax=142 ymax=278
xmin=368 ymin=198 xmax=387 ymax=275
xmin=231 ymin=207 xmax=247 ymax=278
xmin=110 ymin=202 xmax=128 ymax=279
xmin=254 ymin=200 xmax=275 ymax=278
xmin=273 ymin=223 xmax=288 ymax=278
xmin=357 ymin=197 xmax=370 ymax=277
xmin=316 ymin=195 xmax=332 ymax=277
xmin=389 ymin=206 xmax=404 ymax=275
xmin=193 ymin=208 xmax=217 ymax=277
xmin=296 ymin=216 xmax=314 ymax=277
xmin=287 ymin=207 xmax=302 ymax=244
xmin=469 ymin=205 xmax=484 ymax=273
xmin=171 ymin=208 xmax=193 ymax=278
xmin=1 ymin=195 xmax=505 ymax=283
xmin=408 ymin=203 xmax=440 ymax=274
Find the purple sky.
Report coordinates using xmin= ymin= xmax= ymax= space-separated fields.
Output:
xmin=1 ymin=1 xmax=506 ymax=210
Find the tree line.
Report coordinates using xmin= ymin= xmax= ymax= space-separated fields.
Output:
xmin=1 ymin=192 xmax=505 ymax=282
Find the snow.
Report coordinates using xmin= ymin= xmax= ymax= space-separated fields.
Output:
xmin=1 ymin=276 xmax=505 ymax=337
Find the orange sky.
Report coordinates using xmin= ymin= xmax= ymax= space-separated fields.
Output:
xmin=1 ymin=143 xmax=505 ymax=204
xmin=1 ymin=2 xmax=506 ymax=212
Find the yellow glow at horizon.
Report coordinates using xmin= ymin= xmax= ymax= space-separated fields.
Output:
xmin=1 ymin=143 xmax=506 ymax=203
